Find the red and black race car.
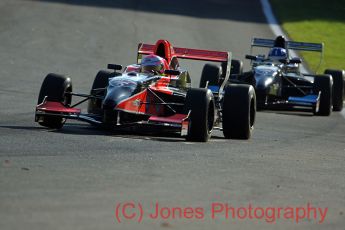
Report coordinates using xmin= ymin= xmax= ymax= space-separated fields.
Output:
xmin=35 ymin=40 xmax=256 ymax=142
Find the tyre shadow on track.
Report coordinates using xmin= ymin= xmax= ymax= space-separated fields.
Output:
xmin=258 ymin=108 xmax=314 ymax=117
xmin=0 ymin=125 xmax=46 ymax=131
xmin=0 ymin=123 xmax=226 ymax=142
xmin=58 ymin=124 xmax=228 ymax=142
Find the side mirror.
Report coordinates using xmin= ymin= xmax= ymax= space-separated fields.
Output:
xmin=289 ymin=57 xmax=302 ymax=64
xmin=164 ymin=69 xmax=181 ymax=76
xmin=107 ymin=64 xmax=122 ymax=71
xmin=245 ymin=55 xmax=257 ymax=60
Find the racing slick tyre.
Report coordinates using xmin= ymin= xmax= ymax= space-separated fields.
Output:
xmin=230 ymin=71 xmax=256 ymax=86
xmin=37 ymin=73 xmax=72 ymax=129
xmin=231 ymin=59 xmax=243 ymax=75
xmin=325 ymin=69 xmax=345 ymax=111
xmin=222 ymin=84 xmax=256 ymax=139
xmin=199 ymin=64 xmax=221 ymax=88
xmin=313 ymin=74 xmax=332 ymax=116
xmin=184 ymin=88 xmax=215 ymax=142
xmin=87 ymin=70 xmax=120 ymax=114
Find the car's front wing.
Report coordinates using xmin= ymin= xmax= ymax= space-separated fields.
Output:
xmin=35 ymin=100 xmax=190 ymax=136
xmin=262 ymin=93 xmax=320 ymax=112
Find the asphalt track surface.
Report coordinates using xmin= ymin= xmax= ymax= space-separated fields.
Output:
xmin=0 ymin=0 xmax=344 ymax=229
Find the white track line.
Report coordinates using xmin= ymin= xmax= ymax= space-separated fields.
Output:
xmin=261 ymin=0 xmax=345 ymax=118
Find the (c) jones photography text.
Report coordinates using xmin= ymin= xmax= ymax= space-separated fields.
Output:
xmin=115 ymin=201 xmax=328 ymax=224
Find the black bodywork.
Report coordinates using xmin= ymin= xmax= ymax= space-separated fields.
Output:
xmin=230 ymin=36 xmax=327 ymax=112
xmin=233 ymin=60 xmax=317 ymax=110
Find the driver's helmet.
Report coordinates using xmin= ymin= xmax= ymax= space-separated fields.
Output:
xmin=268 ymin=47 xmax=287 ymax=62
xmin=141 ymin=54 xmax=166 ymax=74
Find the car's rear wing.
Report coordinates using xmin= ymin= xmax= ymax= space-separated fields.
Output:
xmin=138 ymin=43 xmax=230 ymax=62
xmin=250 ymin=37 xmax=324 ymax=72
xmin=137 ymin=42 xmax=232 ymax=97
xmin=251 ymin=38 xmax=324 ymax=52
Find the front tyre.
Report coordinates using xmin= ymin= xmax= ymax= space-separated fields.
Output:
xmin=37 ymin=73 xmax=72 ymax=129
xmin=222 ymin=84 xmax=256 ymax=139
xmin=87 ymin=70 xmax=115 ymax=114
xmin=199 ymin=64 xmax=221 ymax=88
xmin=325 ymin=69 xmax=344 ymax=111
xmin=231 ymin=59 xmax=243 ymax=75
xmin=184 ymin=88 xmax=215 ymax=142
xmin=313 ymin=74 xmax=332 ymax=116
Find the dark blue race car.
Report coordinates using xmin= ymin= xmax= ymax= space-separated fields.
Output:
xmin=231 ymin=36 xmax=345 ymax=116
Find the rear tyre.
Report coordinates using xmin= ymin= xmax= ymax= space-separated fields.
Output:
xmin=37 ymin=73 xmax=72 ymax=129
xmin=222 ymin=84 xmax=256 ymax=139
xmin=325 ymin=69 xmax=344 ymax=111
xmin=313 ymin=74 xmax=332 ymax=116
xmin=231 ymin=59 xmax=243 ymax=75
xmin=87 ymin=70 xmax=120 ymax=114
xmin=184 ymin=88 xmax=215 ymax=142
xmin=199 ymin=64 xmax=221 ymax=88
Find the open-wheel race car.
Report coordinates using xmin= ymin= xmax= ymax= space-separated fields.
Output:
xmin=35 ymin=40 xmax=256 ymax=142
xmin=230 ymin=36 xmax=345 ymax=115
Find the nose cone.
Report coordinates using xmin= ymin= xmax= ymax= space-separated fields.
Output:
xmin=102 ymin=86 xmax=136 ymax=110
xmin=253 ymin=66 xmax=279 ymax=91
xmin=102 ymin=98 xmax=117 ymax=110
xmin=255 ymin=75 xmax=274 ymax=90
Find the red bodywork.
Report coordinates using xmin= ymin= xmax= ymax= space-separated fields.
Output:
xmin=115 ymin=89 xmax=167 ymax=116
xmin=111 ymin=39 xmax=230 ymax=116
xmin=37 ymin=101 xmax=80 ymax=114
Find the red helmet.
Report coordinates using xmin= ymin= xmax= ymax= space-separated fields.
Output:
xmin=141 ymin=54 xmax=167 ymax=74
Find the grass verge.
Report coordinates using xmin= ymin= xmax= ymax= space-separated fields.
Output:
xmin=269 ymin=0 xmax=345 ymax=72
